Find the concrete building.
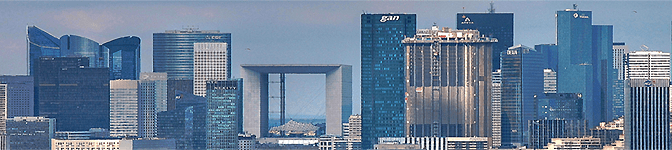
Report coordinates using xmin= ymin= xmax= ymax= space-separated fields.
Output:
xmin=193 ymin=42 xmax=229 ymax=96
xmin=360 ymin=13 xmax=416 ymax=149
xmin=241 ymin=64 xmax=352 ymax=137
xmin=346 ymin=115 xmax=361 ymax=142
xmin=318 ymin=135 xmax=361 ymax=150
xmin=238 ymin=134 xmax=256 ymax=150
xmin=7 ymin=117 xmax=54 ymax=150
xmin=624 ymin=51 xmax=670 ymax=149
xmin=52 ymin=138 xmax=176 ymax=150
xmin=543 ymin=69 xmax=557 ymax=94
xmin=0 ymin=84 xmax=6 ymax=150
xmin=0 ymin=75 xmax=34 ymax=117
xmin=491 ymin=69 xmax=502 ymax=148
xmin=110 ymin=80 xmax=139 ymax=137
xmin=153 ymin=28 xmax=230 ymax=111
xmin=374 ymin=143 xmax=422 ymax=150
xmin=55 ymin=128 xmax=110 ymax=140
xmin=402 ymin=25 xmax=496 ymax=138
xmin=546 ymin=137 xmax=601 ymax=150
xmin=138 ymin=72 xmax=168 ymax=138
xmin=378 ymin=137 xmax=488 ymax=150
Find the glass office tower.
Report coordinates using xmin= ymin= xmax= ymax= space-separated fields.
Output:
xmin=157 ymin=90 xmax=207 ymax=150
xmin=60 ymin=35 xmax=108 ymax=68
xmin=205 ymin=79 xmax=242 ymax=150
xmin=499 ymin=45 xmax=544 ymax=147
xmin=34 ymin=57 xmax=109 ymax=131
xmin=557 ymin=9 xmax=615 ymax=127
xmin=27 ymin=26 xmax=61 ymax=76
xmin=403 ymin=26 xmax=495 ymax=138
xmin=360 ymin=13 xmax=415 ymax=149
xmin=0 ymin=76 xmax=34 ymax=117
xmin=153 ymin=28 xmax=230 ymax=111
xmin=457 ymin=12 xmax=514 ymax=71
xmin=103 ymin=36 xmax=141 ymax=80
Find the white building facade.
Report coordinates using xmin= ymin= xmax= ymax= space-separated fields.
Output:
xmin=138 ymin=72 xmax=167 ymax=138
xmin=193 ymin=42 xmax=229 ymax=96
xmin=110 ymin=80 xmax=139 ymax=137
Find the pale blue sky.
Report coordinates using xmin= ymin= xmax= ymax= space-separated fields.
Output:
xmin=1 ymin=1 xmax=670 ymax=118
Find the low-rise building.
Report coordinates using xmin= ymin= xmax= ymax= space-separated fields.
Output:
xmin=379 ymin=137 xmax=488 ymax=150
xmin=7 ymin=116 xmax=54 ymax=150
xmin=546 ymin=137 xmax=601 ymax=150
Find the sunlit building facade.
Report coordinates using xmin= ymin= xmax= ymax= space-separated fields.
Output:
xmin=110 ymin=80 xmax=139 ymax=137
xmin=138 ymin=72 xmax=168 ymax=138
xmin=205 ymin=79 xmax=242 ymax=150
xmin=194 ymin=42 xmax=229 ymax=97
xmin=403 ymin=26 xmax=495 ymax=137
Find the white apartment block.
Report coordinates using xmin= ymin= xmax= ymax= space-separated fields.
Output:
xmin=194 ymin=42 xmax=229 ymax=96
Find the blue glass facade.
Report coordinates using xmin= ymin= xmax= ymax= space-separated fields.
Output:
xmin=34 ymin=57 xmax=110 ymax=131
xmin=536 ymin=93 xmax=583 ymax=120
xmin=499 ymin=45 xmax=544 ymax=147
xmin=626 ymin=79 xmax=670 ymax=149
xmin=60 ymin=35 xmax=108 ymax=68
xmin=457 ymin=13 xmax=514 ymax=71
xmin=103 ymin=36 xmax=141 ymax=80
xmin=360 ymin=13 xmax=415 ymax=149
xmin=534 ymin=44 xmax=558 ymax=71
xmin=557 ymin=10 xmax=615 ymax=127
xmin=205 ymin=79 xmax=242 ymax=150
xmin=153 ymin=29 xmax=231 ymax=80
xmin=27 ymin=26 xmax=61 ymax=76
xmin=157 ymin=90 xmax=207 ymax=150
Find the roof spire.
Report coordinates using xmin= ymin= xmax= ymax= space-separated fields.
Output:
xmin=488 ymin=1 xmax=495 ymax=13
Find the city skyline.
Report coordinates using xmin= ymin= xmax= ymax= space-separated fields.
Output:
xmin=1 ymin=1 xmax=671 ymax=117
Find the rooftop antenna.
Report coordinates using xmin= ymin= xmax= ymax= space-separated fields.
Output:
xmin=573 ymin=4 xmax=578 ymax=10
xmin=488 ymin=1 xmax=495 ymax=13
xmin=462 ymin=7 xmax=465 ymax=13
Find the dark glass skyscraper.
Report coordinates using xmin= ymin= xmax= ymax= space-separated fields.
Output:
xmin=0 ymin=75 xmax=34 ymax=117
xmin=360 ymin=13 xmax=415 ymax=149
xmin=103 ymin=36 xmax=141 ymax=80
xmin=153 ymin=28 xmax=231 ymax=111
xmin=457 ymin=12 xmax=514 ymax=71
xmin=205 ymin=79 xmax=242 ymax=150
xmin=157 ymin=90 xmax=207 ymax=150
xmin=499 ymin=45 xmax=544 ymax=147
xmin=59 ymin=35 xmax=108 ymax=68
xmin=556 ymin=9 xmax=615 ymax=127
xmin=535 ymin=44 xmax=558 ymax=71
xmin=34 ymin=57 xmax=109 ymax=131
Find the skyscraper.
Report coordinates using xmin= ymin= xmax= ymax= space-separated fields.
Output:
xmin=7 ymin=117 xmax=55 ymax=150
xmin=35 ymin=57 xmax=109 ymax=131
xmin=110 ymin=80 xmax=139 ymax=137
xmin=103 ymin=36 xmax=141 ymax=80
xmin=59 ymin=35 xmax=108 ymax=68
xmin=611 ymin=42 xmax=628 ymax=119
xmin=205 ymin=79 xmax=242 ymax=150
xmin=499 ymin=45 xmax=544 ymax=147
xmin=0 ymin=84 xmax=7 ymax=149
xmin=0 ymin=75 xmax=34 ymax=117
xmin=556 ymin=8 xmax=615 ymax=127
xmin=360 ymin=13 xmax=415 ymax=149
xmin=491 ymin=69 xmax=502 ymax=148
xmin=535 ymin=44 xmax=558 ymax=71
xmin=194 ymin=42 xmax=229 ymax=97
xmin=403 ymin=26 xmax=495 ymax=137
xmin=157 ymin=90 xmax=207 ymax=150
xmin=153 ymin=28 xmax=231 ymax=111
xmin=26 ymin=26 xmax=60 ymax=76
xmin=138 ymin=72 xmax=168 ymax=138
xmin=624 ymin=50 xmax=670 ymax=149
xmin=457 ymin=11 xmax=513 ymax=71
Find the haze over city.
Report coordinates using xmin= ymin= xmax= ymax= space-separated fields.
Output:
xmin=1 ymin=1 xmax=671 ymax=118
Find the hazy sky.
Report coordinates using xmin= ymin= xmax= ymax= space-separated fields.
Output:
xmin=1 ymin=1 xmax=670 ymax=118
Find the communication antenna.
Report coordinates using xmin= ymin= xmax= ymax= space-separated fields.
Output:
xmin=573 ymin=4 xmax=578 ymax=10
xmin=488 ymin=1 xmax=495 ymax=13
xmin=640 ymin=45 xmax=649 ymax=51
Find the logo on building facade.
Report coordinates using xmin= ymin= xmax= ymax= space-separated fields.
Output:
xmin=644 ymin=80 xmax=654 ymax=87
xmin=573 ymin=13 xmax=589 ymax=19
xmin=380 ymin=16 xmax=400 ymax=22
xmin=461 ymin=15 xmax=473 ymax=24
xmin=206 ymin=36 xmax=222 ymax=39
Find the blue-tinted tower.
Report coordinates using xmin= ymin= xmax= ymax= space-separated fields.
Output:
xmin=457 ymin=12 xmax=514 ymax=71
xmin=499 ymin=45 xmax=544 ymax=147
xmin=153 ymin=28 xmax=231 ymax=111
xmin=103 ymin=36 xmax=141 ymax=80
xmin=34 ymin=57 xmax=110 ymax=131
xmin=157 ymin=90 xmax=207 ymax=150
xmin=27 ymin=26 xmax=61 ymax=76
xmin=205 ymin=79 xmax=242 ymax=150
xmin=557 ymin=9 xmax=615 ymax=127
xmin=361 ymin=13 xmax=415 ymax=149
xmin=60 ymin=35 xmax=108 ymax=68
xmin=535 ymin=44 xmax=558 ymax=71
